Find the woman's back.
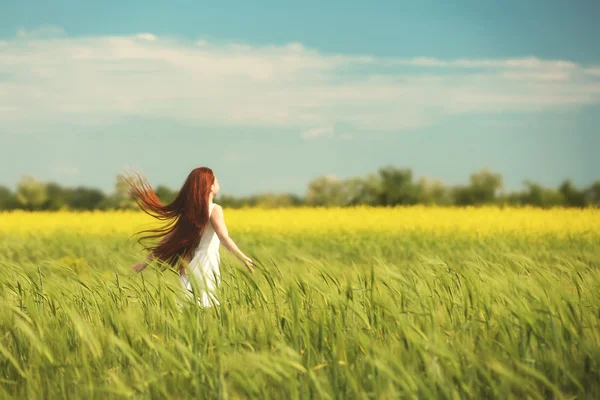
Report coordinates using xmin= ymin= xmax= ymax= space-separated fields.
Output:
xmin=179 ymin=202 xmax=222 ymax=306
xmin=195 ymin=203 xmax=220 ymax=252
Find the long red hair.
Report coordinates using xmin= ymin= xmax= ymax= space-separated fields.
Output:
xmin=126 ymin=167 xmax=215 ymax=271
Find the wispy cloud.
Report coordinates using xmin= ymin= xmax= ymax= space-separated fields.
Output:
xmin=389 ymin=57 xmax=577 ymax=70
xmin=134 ymin=33 xmax=157 ymax=42
xmin=53 ymin=166 xmax=80 ymax=176
xmin=585 ymin=68 xmax=600 ymax=77
xmin=1 ymin=27 xmax=599 ymax=135
xmin=302 ymin=127 xmax=334 ymax=139
xmin=15 ymin=25 xmax=67 ymax=39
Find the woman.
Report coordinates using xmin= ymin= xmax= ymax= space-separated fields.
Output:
xmin=127 ymin=166 xmax=254 ymax=307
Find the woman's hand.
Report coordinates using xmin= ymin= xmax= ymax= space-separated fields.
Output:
xmin=242 ymin=257 xmax=255 ymax=274
xmin=132 ymin=252 xmax=155 ymax=273
xmin=131 ymin=261 xmax=147 ymax=273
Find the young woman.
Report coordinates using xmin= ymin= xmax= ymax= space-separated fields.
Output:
xmin=127 ymin=167 xmax=254 ymax=307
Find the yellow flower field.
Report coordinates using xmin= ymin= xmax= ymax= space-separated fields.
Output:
xmin=1 ymin=206 xmax=599 ymax=237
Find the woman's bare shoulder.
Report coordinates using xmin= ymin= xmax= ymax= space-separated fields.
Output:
xmin=210 ymin=203 xmax=223 ymax=217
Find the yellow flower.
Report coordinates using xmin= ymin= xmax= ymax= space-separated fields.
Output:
xmin=0 ymin=206 xmax=598 ymax=238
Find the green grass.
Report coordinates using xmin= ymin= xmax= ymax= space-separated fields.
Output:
xmin=0 ymin=231 xmax=599 ymax=399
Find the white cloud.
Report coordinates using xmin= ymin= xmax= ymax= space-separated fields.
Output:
xmin=390 ymin=57 xmax=577 ymax=70
xmin=585 ymin=68 xmax=600 ymax=77
xmin=302 ymin=127 xmax=334 ymax=139
xmin=53 ymin=166 xmax=80 ymax=176
xmin=0 ymin=28 xmax=599 ymax=135
xmin=15 ymin=25 xmax=66 ymax=39
xmin=501 ymin=70 xmax=571 ymax=81
xmin=134 ymin=33 xmax=157 ymax=41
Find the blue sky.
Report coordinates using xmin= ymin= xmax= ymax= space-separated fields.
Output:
xmin=1 ymin=0 xmax=599 ymax=196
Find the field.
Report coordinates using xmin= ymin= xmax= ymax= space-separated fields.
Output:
xmin=0 ymin=207 xmax=599 ymax=399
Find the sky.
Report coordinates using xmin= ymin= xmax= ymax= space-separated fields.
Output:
xmin=1 ymin=0 xmax=599 ymax=196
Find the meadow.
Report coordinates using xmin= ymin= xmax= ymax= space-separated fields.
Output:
xmin=0 ymin=207 xmax=599 ymax=399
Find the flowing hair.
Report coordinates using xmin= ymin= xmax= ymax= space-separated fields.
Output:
xmin=125 ymin=167 xmax=215 ymax=272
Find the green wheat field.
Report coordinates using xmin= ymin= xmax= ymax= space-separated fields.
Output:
xmin=0 ymin=208 xmax=599 ymax=399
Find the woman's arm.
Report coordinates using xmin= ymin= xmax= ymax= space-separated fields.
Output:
xmin=131 ymin=232 xmax=171 ymax=272
xmin=210 ymin=205 xmax=254 ymax=273
xmin=131 ymin=252 xmax=154 ymax=272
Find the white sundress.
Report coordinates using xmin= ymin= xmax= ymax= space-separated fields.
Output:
xmin=178 ymin=202 xmax=221 ymax=307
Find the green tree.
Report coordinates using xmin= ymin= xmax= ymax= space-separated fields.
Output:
xmin=306 ymin=176 xmax=344 ymax=206
xmin=583 ymin=181 xmax=600 ymax=207
xmin=44 ymin=182 xmax=73 ymax=210
xmin=0 ymin=186 xmax=19 ymax=210
xmin=155 ymin=185 xmax=177 ymax=204
xmin=69 ymin=187 xmax=106 ymax=210
xmin=468 ymin=168 xmax=503 ymax=205
xmin=417 ymin=178 xmax=452 ymax=205
xmin=16 ymin=175 xmax=48 ymax=210
xmin=558 ymin=180 xmax=586 ymax=207
xmin=103 ymin=174 xmax=137 ymax=210
xmin=342 ymin=175 xmax=380 ymax=206
xmin=218 ymin=194 xmax=245 ymax=209
xmin=377 ymin=166 xmax=418 ymax=206
xmin=517 ymin=181 xmax=565 ymax=208
xmin=453 ymin=169 xmax=503 ymax=206
xmin=254 ymin=193 xmax=303 ymax=208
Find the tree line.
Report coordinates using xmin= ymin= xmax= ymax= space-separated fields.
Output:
xmin=1 ymin=166 xmax=598 ymax=211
